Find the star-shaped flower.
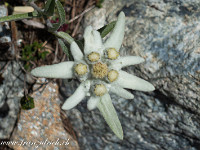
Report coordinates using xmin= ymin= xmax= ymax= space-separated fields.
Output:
xmin=31 ymin=12 xmax=155 ymax=139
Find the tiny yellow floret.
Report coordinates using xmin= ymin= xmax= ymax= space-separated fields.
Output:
xmin=92 ymin=62 xmax=108 ymax=78
xmin=74 ymin=63 xmax=88 ymax=76
xmin=88 ymin=52 xmax=100 ymax=62
xmin=107 ymin=48 xmax=119 ymax=60
xmin=94 ymin=84 xmax=107 ymax=96
xmin=108 ymin=70 xmax=119 ymax=82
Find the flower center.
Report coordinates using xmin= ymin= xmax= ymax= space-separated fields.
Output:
xmin=94 ymin=84 xmax=107 ymax=96
xmin=74 ymin=63 xmax=88 ymax=76
xmin=108 ymin=70 xmax=119 ymax=82
xmin=107 ymin=48 xmax=119 ymax=60
xmin=88 ymin=52 xmax=100 ymax=62
xmin=92 ymin=62 xmax=108 ymax=78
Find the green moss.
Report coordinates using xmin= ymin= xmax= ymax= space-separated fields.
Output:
xmin=21 ymin=41 xmax=49 ymax=71
xmin=20 ymin=95 xmax=35 ymax=110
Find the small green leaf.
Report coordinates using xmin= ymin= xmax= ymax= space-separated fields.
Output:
xmin=96 ymin=0 xmax=104 ymax=8
xmin=49 ymin=23 xmax=60 ymax=31
xmin=41 ymin=51 xmax=49 ymax=60
xmin=56 ymin=0 xmax=65 ymax=25
xmin=97 ymin=93 xmax=123 ymax=139
xmin=24 ymin=63 xmax=31 ymax=71
xmin=48 ymin=0 xmax=66 ymax=31
xmin=75 ymin=40 xmax=84 ymax=52
xmin=58 ymin=38 xmax=69 ymax=56
xmin=44 ymin=0 xmax=55 ymax=16
xmin=20 ymin=95 xmax=35 ymax=110
xmin=98 ymin=21 xmax=116 ymax=38
xmin=57 ymin=31 xmax=74 ymax=44
xmin=0 ymin=11 xmax=40 ymax=23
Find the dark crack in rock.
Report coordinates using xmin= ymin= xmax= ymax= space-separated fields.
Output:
xmin=60 ymin=0 xmax=200 ymax=149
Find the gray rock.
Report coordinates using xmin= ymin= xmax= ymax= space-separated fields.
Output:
xmin=0 ymin=5 xmax=24 ymax=139
xmin=0 ymin=61 xmax=24 ymax=139
xmin=60 ymin=0 xmax=200 ymax=149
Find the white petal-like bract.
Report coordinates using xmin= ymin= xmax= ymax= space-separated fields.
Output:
xmin=71 ymin=41 xmax=83 ymax=61
xmin=62 ymin=83 xmax=87 ymax=110
xmin=97 ymin=93 xmax=123 ymax=139
xmin=84 ymin=26 xmax=103 ymax=55
xmin=104 ymin=12 xmax=125 ymax=51
xmin=116 ymin=71 xmax=155 ymax=92
xmin=87 ymin=96 xmax=100 ymax=110
xmin=31 ymin=62 xmax=74 ymax=79
xmin=110 ymin=85 xmax=134 ymax=99
xmin=111 ymin=56 xmax=145 ymax=70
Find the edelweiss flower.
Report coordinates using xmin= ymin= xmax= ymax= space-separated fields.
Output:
xmin=31 ymin=12 xmax=155 ymax=139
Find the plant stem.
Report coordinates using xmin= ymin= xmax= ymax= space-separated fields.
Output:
xmin=28 ymin=2 xmax=43 ymax=15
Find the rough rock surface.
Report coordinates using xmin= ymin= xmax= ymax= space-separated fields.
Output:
xmin=60 ymin=0 xmax=200 ymax=150
xmin=10 ymin=79 xmax=79 ymax=150
xmin=0 ymin=5 xmax=24 ymax=139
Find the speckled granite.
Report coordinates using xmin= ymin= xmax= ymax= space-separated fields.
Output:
xmin=10 ymin=79 xmax=79 ymax=150
xmin=60 ymin=0 xmax=200 ymax=150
